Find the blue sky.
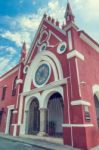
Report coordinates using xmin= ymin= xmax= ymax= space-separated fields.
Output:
xmin=0 ymin=0 xmax=99 ymax=76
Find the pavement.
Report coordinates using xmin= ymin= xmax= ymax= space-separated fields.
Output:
xmin=0 ymin=133 xmax=80 ymax=150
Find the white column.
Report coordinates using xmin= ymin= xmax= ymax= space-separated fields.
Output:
xmin=5 ymin=110 xmax=11 ymax=134
xmin=38 ymin=108 xmax=47 ymax=136
xmin=5 ymin=105 xmax=14 ymax=134
xmin=13 ymin=124 xmax=17 ymax=136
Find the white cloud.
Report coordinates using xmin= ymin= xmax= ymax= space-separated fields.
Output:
xmin=0 ymin=30 xmax=31 ymax=49
xmin=32 ymin=0 xmax=36 ymax=5
xmin=0 ymin=57 xmax=10 ymax=72
xmin=6 ymin=47 xmax=16 ymax=55
xmin=48 ymin=0 xmax=58 ymax=10
xmin=0 ymin=0 xmax=99 ymax=76
xmin=0 ymin=56 xmax=18 ymax=75
xmin=0 ymin=31 xmax=22 ymax=46
xmin=0 ymin=46 xmax=7 ymax=50
xmin=0 ymin=0 xmax=65 ymax=51
xmin=19 ymin=0 xmax=23 ymax=4
xmin=72 ymin=0 xmax=99 ymax=22
xmin=0 ymin=0 xmax=99 ymax=52
xmin=0 ymin=46 xmax=16 ymax=55
xmin=18 ymin=15 xmax=41 ymax=30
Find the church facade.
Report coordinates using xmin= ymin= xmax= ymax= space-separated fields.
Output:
xmin=0 ymin=2 xmax=99 ymax=150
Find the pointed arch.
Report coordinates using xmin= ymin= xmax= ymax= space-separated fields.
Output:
xmin=41 ymin=86 xmax=64 ymax=109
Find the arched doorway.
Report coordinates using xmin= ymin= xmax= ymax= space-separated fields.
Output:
xmin=47 ymin=92 xmax=64 ymax=137
xmin=94 ymin=94 xmax=99 ymax=127
xmin=28 ymin=98 xmax=40 ymax=134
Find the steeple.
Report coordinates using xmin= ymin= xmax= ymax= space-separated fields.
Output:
xmin=21 ymin=42 xmax=26 ymax=60
xmin=64 ymin=1 xmax=75 ymax=25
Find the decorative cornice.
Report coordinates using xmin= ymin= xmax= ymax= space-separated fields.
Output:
xmin=64 ymin=22 xmax=79 ymax=31
xmin=67 ymin=50 xmax=84 ymax=60
xmin=16 ymin=79 xmax=23 ymax=84
xmin=71 ymin=100 xmax=91 ymax=106
xmin=21 ymin=78 xmax=67 ymax=96
xmin=7 ymin=105 xmax=15 ymax=110
xmin=45 ymin=19 xmax=66 ymax=35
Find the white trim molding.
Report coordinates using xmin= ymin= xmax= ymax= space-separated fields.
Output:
xmin=57 ymin=42 xmax=67 ymax=54
xmin=80 ymin=32 xmax=99 ymax=53
xmin=32 ymin=61 xmax=51 ymax=88
xmin=92 ymin=84 xmax=99 ymax=99
xmin=68 ymin=30 xmax=73 ymax=50
xmin=23 ymin=50 xmax=63 ymax=93
xmin=92 ymin=84 xmax=99 ymax=94
xmin=7 ymin=105 xmax=15 ymax=110
xmin=67 ymin=50 xmax=84 ymax=60
xmin=71 ymin=100 xmax=91 ymax=106
xmin=64 ymin=22 xmax=79 ymax=32
xmin=13 ymin=110 xmax=18 ymax=114
xmin=21 ymin=78 xmax=67 ymax=96
xmin=62 ymin=124 xmax=94 ymax=127
xmin=16 ymin=79 xmax=23 ymax=84
xmin=41 ymin=86 xmax=64 ymax=108
xmin=5 ymin=105 xmax=15 ymax=134
xmin=75 ymin=58 xmax=81 ymax=97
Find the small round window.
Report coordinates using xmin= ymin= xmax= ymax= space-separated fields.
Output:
xmin=23 ymin=65 xmax=29 ymax=74
xmin=57 ymin=42 xmax=67 ymax=54
xmin=39 ymin=43 xmax=47 ymax=52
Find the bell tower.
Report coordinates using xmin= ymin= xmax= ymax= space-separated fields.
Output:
xmin=64 ymin=0 xmax=75 ymax=25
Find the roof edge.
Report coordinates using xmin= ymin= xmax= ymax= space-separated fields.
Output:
xmin=0 ymin=64 xmax=19 ymax=81
xmin=79 ymin=31 xmax=99 ymax=52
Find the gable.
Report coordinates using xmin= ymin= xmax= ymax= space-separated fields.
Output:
xmin=25 ymin=16 xmax=68 ymax=65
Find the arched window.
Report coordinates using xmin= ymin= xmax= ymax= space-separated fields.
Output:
xmin=94 ymin=94 xmax=99 ymax=127
xmin=1 ymin=86 xmax=7 ymax=100
xmin=12 ymin=76 xmax=17 ymax=96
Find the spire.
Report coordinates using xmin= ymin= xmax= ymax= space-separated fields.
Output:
xmin=21 ymin=42 xmax=26 ymax=60
xmin=64 ymin=1 xmax=75 ymax=25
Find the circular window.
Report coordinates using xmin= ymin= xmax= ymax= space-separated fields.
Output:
xmin=57 ymin=42 xmax=67 ymax=54
xmin=23 ymin=65 xmax=29 ymax=74
xmin=39 ymin=43 xmax=47 ymax=52
xmin=33 ymin=62 xmax=51 ymax=87
xmin=38 ymin=30 xmax=48 ymax=45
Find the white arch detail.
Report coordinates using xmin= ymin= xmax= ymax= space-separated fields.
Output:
xmin=44 ymin=51 xmax=63 ymax=79
xmin=21 ymin=93 xmax=41 ymax=135
xmin=42 ymin=55 xmax=58 ymax=81
xmin=23 ymin=51 xmax=63 ymax=92
xmin=21 ymin=86 xmax=64 ymax=135
xmin=92 ymin=84 xmax=99 ymax=99
xmin=40 ymin=86 xmax=64 ymax=109
xmin=25 ymin=93 xmax=41 ymax=111
xmin=92 ymin=84 xmax=99 ymax=94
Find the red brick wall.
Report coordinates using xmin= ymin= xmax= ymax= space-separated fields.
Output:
xmin=0 ymin=67 xmax=18 ymax=133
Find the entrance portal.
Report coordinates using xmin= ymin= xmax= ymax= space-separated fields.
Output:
xmin=47 ymin=92 xmax=64 ymax=137
xmin=28 ymin=98 xmax=40 ymax=134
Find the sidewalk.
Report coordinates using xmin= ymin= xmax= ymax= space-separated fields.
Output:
xmin=0 ymin=133 xmax=80 ymax=150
